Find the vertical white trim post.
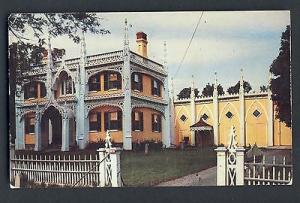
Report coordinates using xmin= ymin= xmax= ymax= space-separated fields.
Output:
xmin=110 ymin=148 xmax=122 ymax=187
xmin=15 ymin=112 xmax=25 ymax=150
xmin=239 ymin=69 xmax=245 ymax=147
xmin=213 ymin=72 xmax=219 ymax=145
xmin=215 ymin=147 xmax=227 ymax=186
xmin=190 ymin=75 xmax=196 ymax=146
xmin=122 ymin=19 xmax=132 ymax=150
xmin=34 ymin=109 xmax=42 ymax=151
xmin=77 ymin=31 xmax=87 ymax=149
xmin=162 ymin=41 xmax=171 ymax=147
xmin=267 ymin=77 xmax=274 ymax=146
xmin=236 ymin=147 xmax=245 ymax=185
xmin=61 ymin=111 xmax=70 ymax=151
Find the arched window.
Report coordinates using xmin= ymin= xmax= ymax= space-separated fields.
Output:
xmin=60 ymin=75 xmax=75 ymax=96
xmin=24 ymin=81 xmax=46 ymax=99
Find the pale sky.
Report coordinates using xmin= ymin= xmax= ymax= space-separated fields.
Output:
xmin=11 ymin=11 xmax=290 ymax=96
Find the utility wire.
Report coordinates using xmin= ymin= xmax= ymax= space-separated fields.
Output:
xmin=173 ymin=11 xmax=204 ymax=78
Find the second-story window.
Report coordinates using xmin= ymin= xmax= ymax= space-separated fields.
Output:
xmin=24 ymin=82 xmax=38 ymax=99
xmin=104 ymin=72 xmax=121 ymax=91
xmin=61 ymin=76 xmax=74 ymax=96
xmin=151 ymin=78 xmax=161 ymax=97
xmin=89 ymin=73 xmax=101 ymax=91
xmin=131 ymin=73 xmax=143 ymax=91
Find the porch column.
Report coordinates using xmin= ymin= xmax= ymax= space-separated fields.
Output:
xmin=236 ymin=147 xmax=245 ymax=185
xmin=122 ymin=19 xmax=132 ymax=150
xmin=15 ymin=111 xmax=25 ymax=150
xmin=61 ymin=111 xmax=70 ymax=151
xmin=77 ymin=31 xmax=87 ymax=149
xmin=34 ymin=110 xmax=42 ymax=151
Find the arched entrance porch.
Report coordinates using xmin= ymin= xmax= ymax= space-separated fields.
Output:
xmin=40 ymin=105 xmax=76 ymax=151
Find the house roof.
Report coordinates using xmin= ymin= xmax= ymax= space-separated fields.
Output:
xmin=190 ymin=117 xmax=213 ymax=131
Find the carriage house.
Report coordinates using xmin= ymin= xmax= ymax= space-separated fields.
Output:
xmin=14 ymin=21 xmax=171 ymax=151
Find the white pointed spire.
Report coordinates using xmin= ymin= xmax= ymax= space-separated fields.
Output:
xmin=47 ymin=34 xmax=53 ymax=69
xmin=213 ymin=72 xmax=218 ymax=97
xmin=124 ymin=18 xmax=129 ymax=48
xmin=80 ymin=30 xmax=87 ymax=64
xmin=163 ymin=41 xmax=168 ymax=70
xmin=191 ymin=75 xmax=195 ymax=99
xmin=171 ymin=77 xmax=174 ymax=100
xmin=240 ymin=68 xmax=244 ymax=93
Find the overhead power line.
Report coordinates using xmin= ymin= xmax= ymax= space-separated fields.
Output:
xmin=173 ymin=11 xmax=204 ymax=79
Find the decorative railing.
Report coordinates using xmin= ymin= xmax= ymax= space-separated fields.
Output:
xmin=244 ymin=155 xmax=292 ymax=185
xmin=130 ymin=52 xmax=167 ymax=76
xmin=86 ymin=50 xmax=123 ymax=67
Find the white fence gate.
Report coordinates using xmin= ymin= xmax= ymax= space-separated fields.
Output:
xmin=11 ymin=130 xmax=122 ymax=187
xmin=215 ymin=126 xmax=292 ymax=186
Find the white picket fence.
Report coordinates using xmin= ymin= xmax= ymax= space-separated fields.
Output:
xmin=11 ymin=154 xmax=101 ymax=187
xmin=244 ymin=155 xmax=292 ymax=185
xmin=215 ymin=126 xmax=293 ymax=186
xmin=11 ymin=130 xmax=122 ymax=188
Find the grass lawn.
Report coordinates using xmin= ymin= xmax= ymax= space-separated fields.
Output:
xmin=121 ymin=147 xmax=216 ymax=186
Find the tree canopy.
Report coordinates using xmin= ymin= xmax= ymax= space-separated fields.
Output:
xmin=177 ymin=87 xmax=199 ymax=99
xmin=201 ymin=83 xmax=225 ymax=97
xmin=270 ymin=25 xmax=291 ymax=127
xmin=227 ymin=81 xmax=252 ymax=94
xmin=8 ymin=13 xmax=110 ymax=143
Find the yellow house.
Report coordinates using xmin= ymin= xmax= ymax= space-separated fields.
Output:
xmin=15 ymin=20 xmax=171 ymax=151
xmin=173 ymin=73 xmax=292 ymax=148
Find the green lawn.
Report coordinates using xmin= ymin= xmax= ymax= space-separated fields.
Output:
xmin=120 ymin=147 xmax=216 ymax=186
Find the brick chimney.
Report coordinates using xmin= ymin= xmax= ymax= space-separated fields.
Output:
xmin=136 ymin=32 xmax=148 ymax=58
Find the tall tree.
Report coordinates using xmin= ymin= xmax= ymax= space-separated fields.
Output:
xmin=9 ymin=13 xmax=110 ymax=143
xmin=227 ymin=81 xmax=252 ymax=94
xmin=260 ymin=85 xmax=268 ymax=92
xmin=177 ymin=87 xmax=199 ymax=99
xmin=201 ymin=83 xmax=224 ymax=97
xmin=270 ymin=25 xmax=291 ymax=127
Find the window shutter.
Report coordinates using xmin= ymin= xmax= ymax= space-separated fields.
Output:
xmin=96 ymin=73 xmax=101 ymax=91
xmin=140 ymin=112 xmax=144 ymax=131
xmin=34 ymin=83 xmax=38 ymax=98
xmin=131 ymin=111 xmax=135 ymax=131
xmin=151 ymin=114 xmax=154 ymax=132
xmin=104 ymin=72 xmax=109 ymax=91
xmin=117 ymin=111 xmax=122 ymax=130
xmin=97 ymin=112 xmax=101 ymax=131
xmin=140 ymin=73 xmax=143 ymax=91
xmin=104 ymin=112 xmax=109 ymax=130
xmin=151 ymin=79 xmax=154 ymax=95
xmin=158 ymin=115 xmax=162 ymax=132
xmin=158 ymin=81 xmax=161 ymax=96
xmin=131 ymin=73 xmax=135 ymax=90
xmin=117 ymin=73 xmax=121 ymax=89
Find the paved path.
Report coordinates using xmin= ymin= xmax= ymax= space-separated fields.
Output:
xmin=156 ymin=166 xmax=216 ymax=187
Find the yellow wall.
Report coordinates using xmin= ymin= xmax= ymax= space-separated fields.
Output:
xmin=174 ymin=96 xmax=292 ymax=148
xmin=174 ymin=105 xmax=192 ymax=145
xmin=132 ymin=73 xmax=163 ymax=99
xmin=273 ymin=113 xmax=292 ymax=146
xmin=88 ymin=106 xmax=123 ymax=143
xmin=131 ymin=107 xmax=162 ymax=142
